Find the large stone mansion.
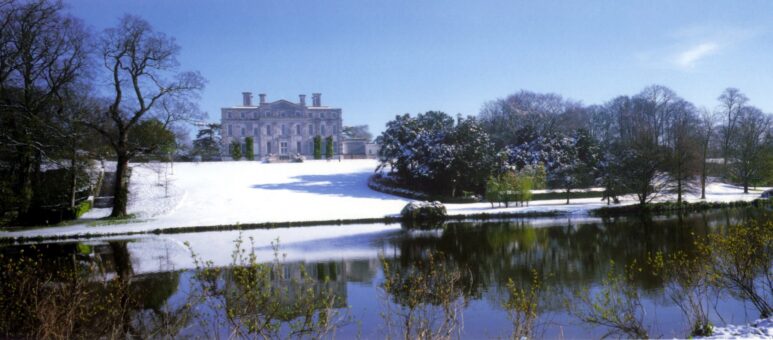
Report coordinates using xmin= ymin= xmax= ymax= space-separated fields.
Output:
xmin=221 ymin=92 xmax=343 ymax=158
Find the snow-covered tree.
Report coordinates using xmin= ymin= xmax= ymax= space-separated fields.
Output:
xmin=376 ymin=112 xmax=493 ymax=196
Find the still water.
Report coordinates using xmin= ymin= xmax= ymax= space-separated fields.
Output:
xmin=2 ymin=207 xmax=770 ymax=338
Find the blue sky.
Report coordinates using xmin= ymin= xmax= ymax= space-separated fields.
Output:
xmin=65 ymin=0 xmax=773 ymax=134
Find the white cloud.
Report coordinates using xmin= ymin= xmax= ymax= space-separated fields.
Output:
xmin=673 ymin=42 xmax=720 ymax=69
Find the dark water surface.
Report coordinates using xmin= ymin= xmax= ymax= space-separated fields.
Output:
xmin=2 ymin=207 xmax=770 ymax=338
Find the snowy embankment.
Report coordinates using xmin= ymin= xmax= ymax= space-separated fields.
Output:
xmin=0 ymin=159 xmax=768 ymax=239
xmin=700 ymin=318 xmax=773 ymax=339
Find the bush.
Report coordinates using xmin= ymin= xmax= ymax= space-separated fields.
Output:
xmin=72 ymin=200 xmax=92 ymax=218
xmin=244 ymin=137 xmax=254 ymax=160
xmin=400 ymin=201 xmax=446 ymax=228
xmin=230 ymin=140 xmax=242 ymax=160
xmin=313 ymin=135 xmax=322 ymax=160
xmin=700 ymin=220 xmax=773 ymax=318
xmin=325 ymin=136 xmax=334 ymax=160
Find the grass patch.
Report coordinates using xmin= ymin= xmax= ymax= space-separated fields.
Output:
xmin=87 ymin=214 xmax=139 ymax=227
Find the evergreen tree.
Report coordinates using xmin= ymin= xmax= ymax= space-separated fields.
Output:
xmin=244 ymin=137 xmax=254 ymax=160
xmin=192 ymin=123 xmax=222 ymax=161
xmin=325 ymin=136 xmax=334 ymax=160
xmin=230 ymin=140 xmax=242 ymax=160
xmin=313 ymin=135 xmax=322 ymax=160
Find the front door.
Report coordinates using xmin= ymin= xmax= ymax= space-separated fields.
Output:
xmin=280 ymin=141 xmax=288 ymax=155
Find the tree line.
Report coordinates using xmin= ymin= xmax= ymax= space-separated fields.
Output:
xmin=0 ymin=0 xmax=204 ymax=225
xmin=377 ymin=85 xmax=772 ymax=205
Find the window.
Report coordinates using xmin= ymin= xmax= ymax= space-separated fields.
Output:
xmin=296 ymin=124 xmax=301 ymax=135
xmin=254 ymin=112 xmax=259 ymax=119
xmin=281 ymin=124 xmax=288 ymax=136
xmin=240 ymin=112 xmax=245 ymax=119
xmin=321 ymin=125 xmax=326 ymax=136
xmin=228 ymin=125 xmax=233 ymax=136
xmin=296 ymin=141 xmax=301 ymax=154
xmin=308 ymin=125 xmax=313 ymax=135
xmin=254 ymin=128 xmax=259 ymax=136
xmin=266 ymin=125 xmax=272 ymax=136
xmin=241 ymin=127 xmax=245 ymax=136
xmin=280 ymin=142 xmax=288 ymax=155
xmin=267 ymin=142 xmax=272 ymax=154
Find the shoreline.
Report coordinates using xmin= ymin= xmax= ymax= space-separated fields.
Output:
xmin=2 ymin=197 xmax=769 ymax=244
xmin=0 ymin=160 xmax=767 ymax=243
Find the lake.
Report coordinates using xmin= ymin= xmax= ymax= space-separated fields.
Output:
xmin=1 ymin=207 xmax=770 ymax=338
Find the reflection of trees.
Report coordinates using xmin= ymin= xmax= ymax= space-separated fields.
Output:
xmin=380 ymin=251 xmax=469 ymax=339
xmin=390 ymin=209 xmax=752 ymax=311
xmin=0 ymin=240 xmax=184 ymax=338
xmin=187 ymin=238 xmax=349 ymax=339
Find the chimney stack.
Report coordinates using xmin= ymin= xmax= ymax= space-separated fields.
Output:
xmin=312 ymin=93 xmax=321 ymax=107
xmin=259 ymin=93 xmax=266 ymax=105
xmin=242 ymin=92 xmax=252 ymax=106
xmin=299 ymin=94 xmax=306 ymax=106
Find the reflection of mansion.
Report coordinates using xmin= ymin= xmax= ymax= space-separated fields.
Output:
xmin=221 ymin=92 xmax=343 ymax=159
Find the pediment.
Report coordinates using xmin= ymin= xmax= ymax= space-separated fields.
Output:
xmin=267 ymin=100 xmax=302 ymax=110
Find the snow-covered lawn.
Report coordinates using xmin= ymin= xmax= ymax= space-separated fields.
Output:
xmin=0 ymin=159 xmax=767 ymax=238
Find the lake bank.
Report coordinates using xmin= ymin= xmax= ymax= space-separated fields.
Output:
xmin=0 ymin=159 xmax=767 ymax=240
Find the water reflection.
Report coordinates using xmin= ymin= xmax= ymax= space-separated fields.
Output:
xmin=0 ymin=207 xmax=768 ymax=338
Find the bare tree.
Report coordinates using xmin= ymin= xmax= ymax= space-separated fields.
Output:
xmin=86 ymin=15 xmax=204 ymax=218
xmin=665 ymin=100 xmax=701 ymax=204
xmin=717 ymin=88 xmax=748 ymax=174
xmin=0 ymin=0 xmax=90 ymax=222
xmin=730 ymin=107 xmax=771 ymax=193
xmin=698 ymin=108 xmax=719 ymax=199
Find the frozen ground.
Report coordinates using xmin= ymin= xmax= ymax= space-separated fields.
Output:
xmin=701 ymin=318 xmax=773 ymax=339
xmin=0 ymin=159 xmax=767 ymax=238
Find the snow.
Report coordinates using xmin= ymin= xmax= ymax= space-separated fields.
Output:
xmin=0 ymin=159 xmax=767 ymax=239
xmin=700 ymin=318 xmax=773 ymax=339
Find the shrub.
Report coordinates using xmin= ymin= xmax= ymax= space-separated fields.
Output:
xmin=72 ymin=200 xmax=92 ymax=218
xmin=230 ymin=140 xmax=242 ymax=160
xmin=244 ymin=137 xmax=254 ymax=160
xmin=566 ymin=260 xmax=649 ymax=339
xmin=325 ymin=136 xmax=334 ymax=160
xmin=648 ymin=251 xmax=713 ymax=337
xmin=380 ymin=251 xmax=468 ymax=339
xmin=503 ymin=269 xmax=542 ymax=339
xmin=400 ymin=201 xmax=446 ymax=228
xmin=700 ymin=220 xmax=773 ymax=318
xmin=313 ymin=135 xmax=322 ymax=160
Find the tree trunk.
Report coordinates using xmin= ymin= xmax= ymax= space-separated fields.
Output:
xmin=14 ymin=150 xmax=34 ymax=220
xmin=701 ymin=141 xmax=708 ymax=200
xmin=677 ymin=179 xmax=682 ymax=205
xmin=69 ymin=146 xmax=78 ymax=208
xmin=111 ymin=149 xmax=130 ymax=218
xmin=565 ymin=188 xmax=570 ymax=205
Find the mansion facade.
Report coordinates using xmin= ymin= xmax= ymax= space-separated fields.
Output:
xmin=221 ymin=92 xmax=343 ymax=158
